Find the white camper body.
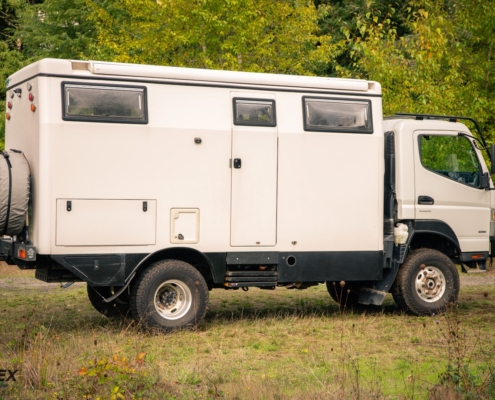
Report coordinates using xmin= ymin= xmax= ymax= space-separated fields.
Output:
xmin=2 ymin=59 xmax=494 ymax=330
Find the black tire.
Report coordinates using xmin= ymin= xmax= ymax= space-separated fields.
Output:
xmin=130 ymin=260 xmax=208 ymax=331
xmin=391 ymin=248 xmax=460 ymax=315
xmin=87 ymin=285 xmax=131 ymax=318
xmin=325 ymin=281 xmax=363 ymax=307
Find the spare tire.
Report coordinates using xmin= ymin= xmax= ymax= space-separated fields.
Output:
xmin=0 ymin=150 xmax=30 ymax=236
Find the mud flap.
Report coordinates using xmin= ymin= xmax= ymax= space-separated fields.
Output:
xmin=358 ymin=261 xmax=400 ymax=306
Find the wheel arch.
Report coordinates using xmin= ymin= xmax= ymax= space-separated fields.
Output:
xmin=406 ymin=220 xmax=461 ymax=260
xmin=130 ymin=247 xmax=215 ymax=288
xmin=100 ymin=247 xmax=222 ymax=303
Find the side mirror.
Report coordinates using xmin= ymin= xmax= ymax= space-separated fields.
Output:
xmin=491 ymin=144 xmax=495 ymax=174
xmin=480 ymin=171 xmax=490 ymax=189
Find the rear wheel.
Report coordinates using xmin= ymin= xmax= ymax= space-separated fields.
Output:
xmin=391 ymin=248 xmax=460 ymax=315
xmin=130 ymin=260 xmax=208 ymax=331
xmin=326 ymin=281 xmax=363 ymax=307
xmin=87 ymin=285 xmax=131 ymax=318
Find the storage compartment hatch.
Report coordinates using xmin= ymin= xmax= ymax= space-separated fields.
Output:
xmin=56 ymin=199 xmax=156 ymax=246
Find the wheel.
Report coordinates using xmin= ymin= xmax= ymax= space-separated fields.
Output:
xmin=391 ymin=248 xmax=460 ymax=315
xmin=87 ymin=285 xmax=131 ymax=318
xmin=325 ymin=281 xmax=363 ymax=307
xmin=130 ymin=260 xmax=209 ymax=331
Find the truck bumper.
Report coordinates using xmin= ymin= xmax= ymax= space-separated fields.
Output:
xmin=0 ymin=237 xmax=37 ymax=268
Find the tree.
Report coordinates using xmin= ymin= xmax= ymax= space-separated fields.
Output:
xmin=88 ymin=0 xmax=335 ymax=75
xmin=15 ymin=0 xmax=97 ymax=59
xmin=315 ymin=0 xmax=416 ymax=75
xmin=334 ymin=0 xmax=495 ymax=141
xmin=0 ymin=0 xmax=32 ymax=150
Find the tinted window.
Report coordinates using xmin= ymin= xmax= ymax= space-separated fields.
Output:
xmin=233 ymin=98 xmax=276 ymax=126
xmin=420 ymin=135 xmax=481 ymax=187
xmin=303 ymin=97 xmax=372 ymax=133
xmin=63 ymin=83 xmax=147 ymax=124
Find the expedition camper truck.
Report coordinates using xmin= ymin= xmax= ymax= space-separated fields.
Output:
xmin=1 ymin=59 xmax=495 ymax=331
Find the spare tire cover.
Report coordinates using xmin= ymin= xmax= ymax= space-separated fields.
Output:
xmin=0 ymin=151 xmax=31 ymax=236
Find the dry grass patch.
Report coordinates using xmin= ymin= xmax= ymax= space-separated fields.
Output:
xmin=0 ymin=266 xmax=494 ymax=399
xmin=0 ymin=261 xmax=33 ymax=279
xmin=0 ymin=278 xmax=495 ymax=399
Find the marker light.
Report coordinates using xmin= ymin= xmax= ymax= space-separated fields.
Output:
xmin=6 ymin=113 xmax=11 ymax=120
xmin=7 ymin=102 xmax=12 ymax=109
xmin=30 ymin=103 xmax=36 ymax=112
xmin=18 ymin=248 xmax=26 ymax=259
xmin=27 ymin=83 xmax=32 ymax=91
xmin=28 ymin=93 xmax=34 ymax=101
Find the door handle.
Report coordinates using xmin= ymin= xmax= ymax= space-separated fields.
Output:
xmin=233 ymin=158 xmax=242 ymax=169
xmin=418 ymin=196 xmax=434 ymax=205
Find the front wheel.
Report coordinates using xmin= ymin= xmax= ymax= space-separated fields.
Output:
xmin=391 ymin=248 xmax=460 ymax=315
xmin=130 ymin=260 xmax=209 ymax=331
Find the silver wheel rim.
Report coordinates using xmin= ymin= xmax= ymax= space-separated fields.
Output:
xmin=154 ymin=280 xmax=192 ymax=320
xmin=415 ymin=266 xmax=446 ymax=303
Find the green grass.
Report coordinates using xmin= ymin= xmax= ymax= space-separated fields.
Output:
xmin=1 ymin=262 xmax=495 ymax=399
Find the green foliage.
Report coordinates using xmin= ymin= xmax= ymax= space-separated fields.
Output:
xmin=0 ymin=0 xmax=28 ymax=151
xmin=15 ymin=0 xmax=96 ymax=59
xmin=88 ymin=0 xmax=334 ymax=75
xmin=333 ymin=0 xmax=495 ymax=141
xmin=315 ymin=0 xmax=416 ymax=75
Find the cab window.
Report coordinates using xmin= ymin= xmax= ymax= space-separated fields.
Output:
xmin=420 ymin=135 xmax=481 ymax=187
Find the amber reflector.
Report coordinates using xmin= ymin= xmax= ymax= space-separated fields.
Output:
xmin=6 ymin=113 xmax=10 ymax=120
xmin=18 ymin=248 xmax=26 ymax=259
xmin=30 ymin=104 xmax=36 ymax=112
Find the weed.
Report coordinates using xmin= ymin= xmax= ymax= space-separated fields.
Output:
xmin=432 ymin=302 xmax=495 ymax=399
xmin=74 ymin=352 xmax=153 ymax=398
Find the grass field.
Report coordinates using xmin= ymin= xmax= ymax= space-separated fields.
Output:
xmin=0 ymin=261 xmax=494 ymax=399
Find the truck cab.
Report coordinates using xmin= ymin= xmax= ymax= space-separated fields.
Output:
xmin=385 ymin=116 xmax=494 ymax=267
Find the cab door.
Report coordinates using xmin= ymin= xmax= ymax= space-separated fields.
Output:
xmin=414 ymin=131 xmax=491 ymax=252
xmin=230 ymin=93 xmax=278 ymax=246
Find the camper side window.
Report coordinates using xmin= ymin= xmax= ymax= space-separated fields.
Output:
xmin=303 ymin=97 xmax=373 ymax=133
xmin=233 ymin=98 xmax=276 ymax=127
xmin=62 ymin=83 xmax=148 ymax=124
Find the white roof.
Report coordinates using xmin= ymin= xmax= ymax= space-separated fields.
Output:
xmin=8 ymin=58 xmax=381 ymax=95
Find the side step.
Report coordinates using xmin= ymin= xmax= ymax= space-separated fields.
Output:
xmin=224 ymin=281 xmax=277 ymax=288
xmin=224 ymin=267 xmax=278 ymax=288
xmin=226 ymin=271 xmax=277 ymax=277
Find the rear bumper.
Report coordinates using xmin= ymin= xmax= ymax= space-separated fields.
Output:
xmin=0 ymin=237 xmax=37 ymax=268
